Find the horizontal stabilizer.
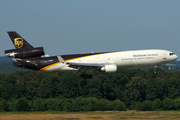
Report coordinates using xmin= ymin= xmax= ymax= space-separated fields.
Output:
xmin=16 ymin=59 xmax=37 ymax=66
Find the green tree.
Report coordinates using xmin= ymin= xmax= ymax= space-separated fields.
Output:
xmin=109 ymin=99 xmax=127 ymax=111
xmin=152 ymin=99 xmax=163 ymax=110
xmin=102 ymin=71 xmax=130 ymax=101
xmin=136 ymin=100 xmax=152 ymax=111
xmin=57 ymin=73 xmax=80 ymax=98
xmin=68 ymin=99 xmax=81 ymax=112
xmin=85 ymin=97 xmax=101 ymax=111
xmin=146 ymin=78 xmax=167 ymax=101
xmin=14 ymin=98 xmax=29 ymax=111
xmin=86 ymin=77 xmax=103 ymax=99
xmin=162 ymin=98 xmax=174 ymax=110
xmin=38 ymin=74 xmax=60 ymax=98
xmin=55 ymin=99 xmax=64 ymax=111
xmin=174 ymin=98 xmax=180 ymax=110
xmin=125 ymin=76 xmax=147 ymax=105
xmin=167 ymin=78 xmax=180 ymax=99
xmin=103 ymin=78 xmax=115 ymax=100
xmin=43 ymin=98 xmax=58 ymax=111
xmin=136 ymin=102 xmax=143 ymax=111
xmin=32 ymin=98 xmax=45 ymax=111
xmin=1 ymin=74 xmax=18 ymax=100
xmin=0 ymin=99 xmax=8 ymax=112
xmin=141 ymin=100 xmax=152 ymax=111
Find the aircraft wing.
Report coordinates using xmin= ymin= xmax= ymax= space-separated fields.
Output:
xmin=67 ymin=62 xmax=103 ymax=68
xmin=67 ymin=62 xmax=117 ymax=73
xmin=67 ymin=62 xmax=104 ymax=69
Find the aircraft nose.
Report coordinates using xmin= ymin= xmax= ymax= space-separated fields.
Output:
xmin=169 ymin=53 xmax=178 ymax=62
xmin=172 ymin=54 xmax=178 ymax=61
xmin=175 ymin=54 xmax=178 ymax=60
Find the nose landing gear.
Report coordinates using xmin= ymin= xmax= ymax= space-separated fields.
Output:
xmin=154 ymin=66 xmax=157 ymax=73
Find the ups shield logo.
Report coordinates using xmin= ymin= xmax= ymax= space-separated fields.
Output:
xmin=14 ymin=38 xmax=23 ymax=48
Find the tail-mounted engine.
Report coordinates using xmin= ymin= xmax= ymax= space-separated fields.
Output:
xmin=5 ymin=47 xmax=45 ymax=58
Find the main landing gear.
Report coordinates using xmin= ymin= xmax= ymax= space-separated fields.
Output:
xmin=78 ymin=67 xmax=92 ymax=79
xmin=80 ymin=73 xmax=92 ymax=79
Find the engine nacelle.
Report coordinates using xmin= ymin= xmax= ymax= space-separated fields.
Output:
xmin=5 ymin=47 xmax=45 ymax=58
xmin=100 ymin=64 xmax=117 ymax=73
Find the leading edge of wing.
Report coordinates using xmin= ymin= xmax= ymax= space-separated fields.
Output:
xmin=67 ymin=62 xmax=103 ymax=68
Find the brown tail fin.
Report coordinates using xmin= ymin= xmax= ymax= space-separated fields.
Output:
xmin=7 ymin=31 xmax=34 ymax=49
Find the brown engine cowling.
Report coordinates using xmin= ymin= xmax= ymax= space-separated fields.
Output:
xmin=5 ymin=47 xmax=45 ymax=58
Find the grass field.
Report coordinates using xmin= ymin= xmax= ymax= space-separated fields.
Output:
xmin=1 ymin=110 xmax=180 ymax=120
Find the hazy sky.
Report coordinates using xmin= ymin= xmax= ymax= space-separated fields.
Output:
xmin=1 ymin=0 xmax=180 ymax=60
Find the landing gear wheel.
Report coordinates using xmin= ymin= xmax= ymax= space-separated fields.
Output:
xmin=84 ymin=74 xmax=88 ymax=79
xmin=87 ymin=75 xmax=92 ymax=79
xmin=80 ymin=74 xmax=85 ymax=78
xmin=81 ymin=74 xmax=93 ymax=79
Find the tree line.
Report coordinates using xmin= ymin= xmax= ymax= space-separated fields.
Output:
xmin=1 ymin=68 xmax=180 ymax=111
xmin=0 ymin=97 xmax=127 ymax=112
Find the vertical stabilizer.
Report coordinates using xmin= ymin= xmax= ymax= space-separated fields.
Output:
xmin=7 ymin=31 xmax=34 ymax=49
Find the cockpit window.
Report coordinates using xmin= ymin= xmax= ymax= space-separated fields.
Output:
xmin=169 ymin=53 xmax=175 ymax=56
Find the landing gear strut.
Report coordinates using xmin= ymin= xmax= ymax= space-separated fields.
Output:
xmin=80 ymin=73 xmax=92 ymax=79
xmin=154 ymin=68 xmax=156 ymax=74
xmin=154 ymin=66 xmax=157 ymax=74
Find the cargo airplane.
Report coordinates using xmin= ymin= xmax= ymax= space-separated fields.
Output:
xmin=5 ymin=31 xmax=178 ymax=78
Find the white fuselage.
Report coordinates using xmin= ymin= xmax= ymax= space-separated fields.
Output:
xmin=42 ymin=49 xmax=178 ymax=72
